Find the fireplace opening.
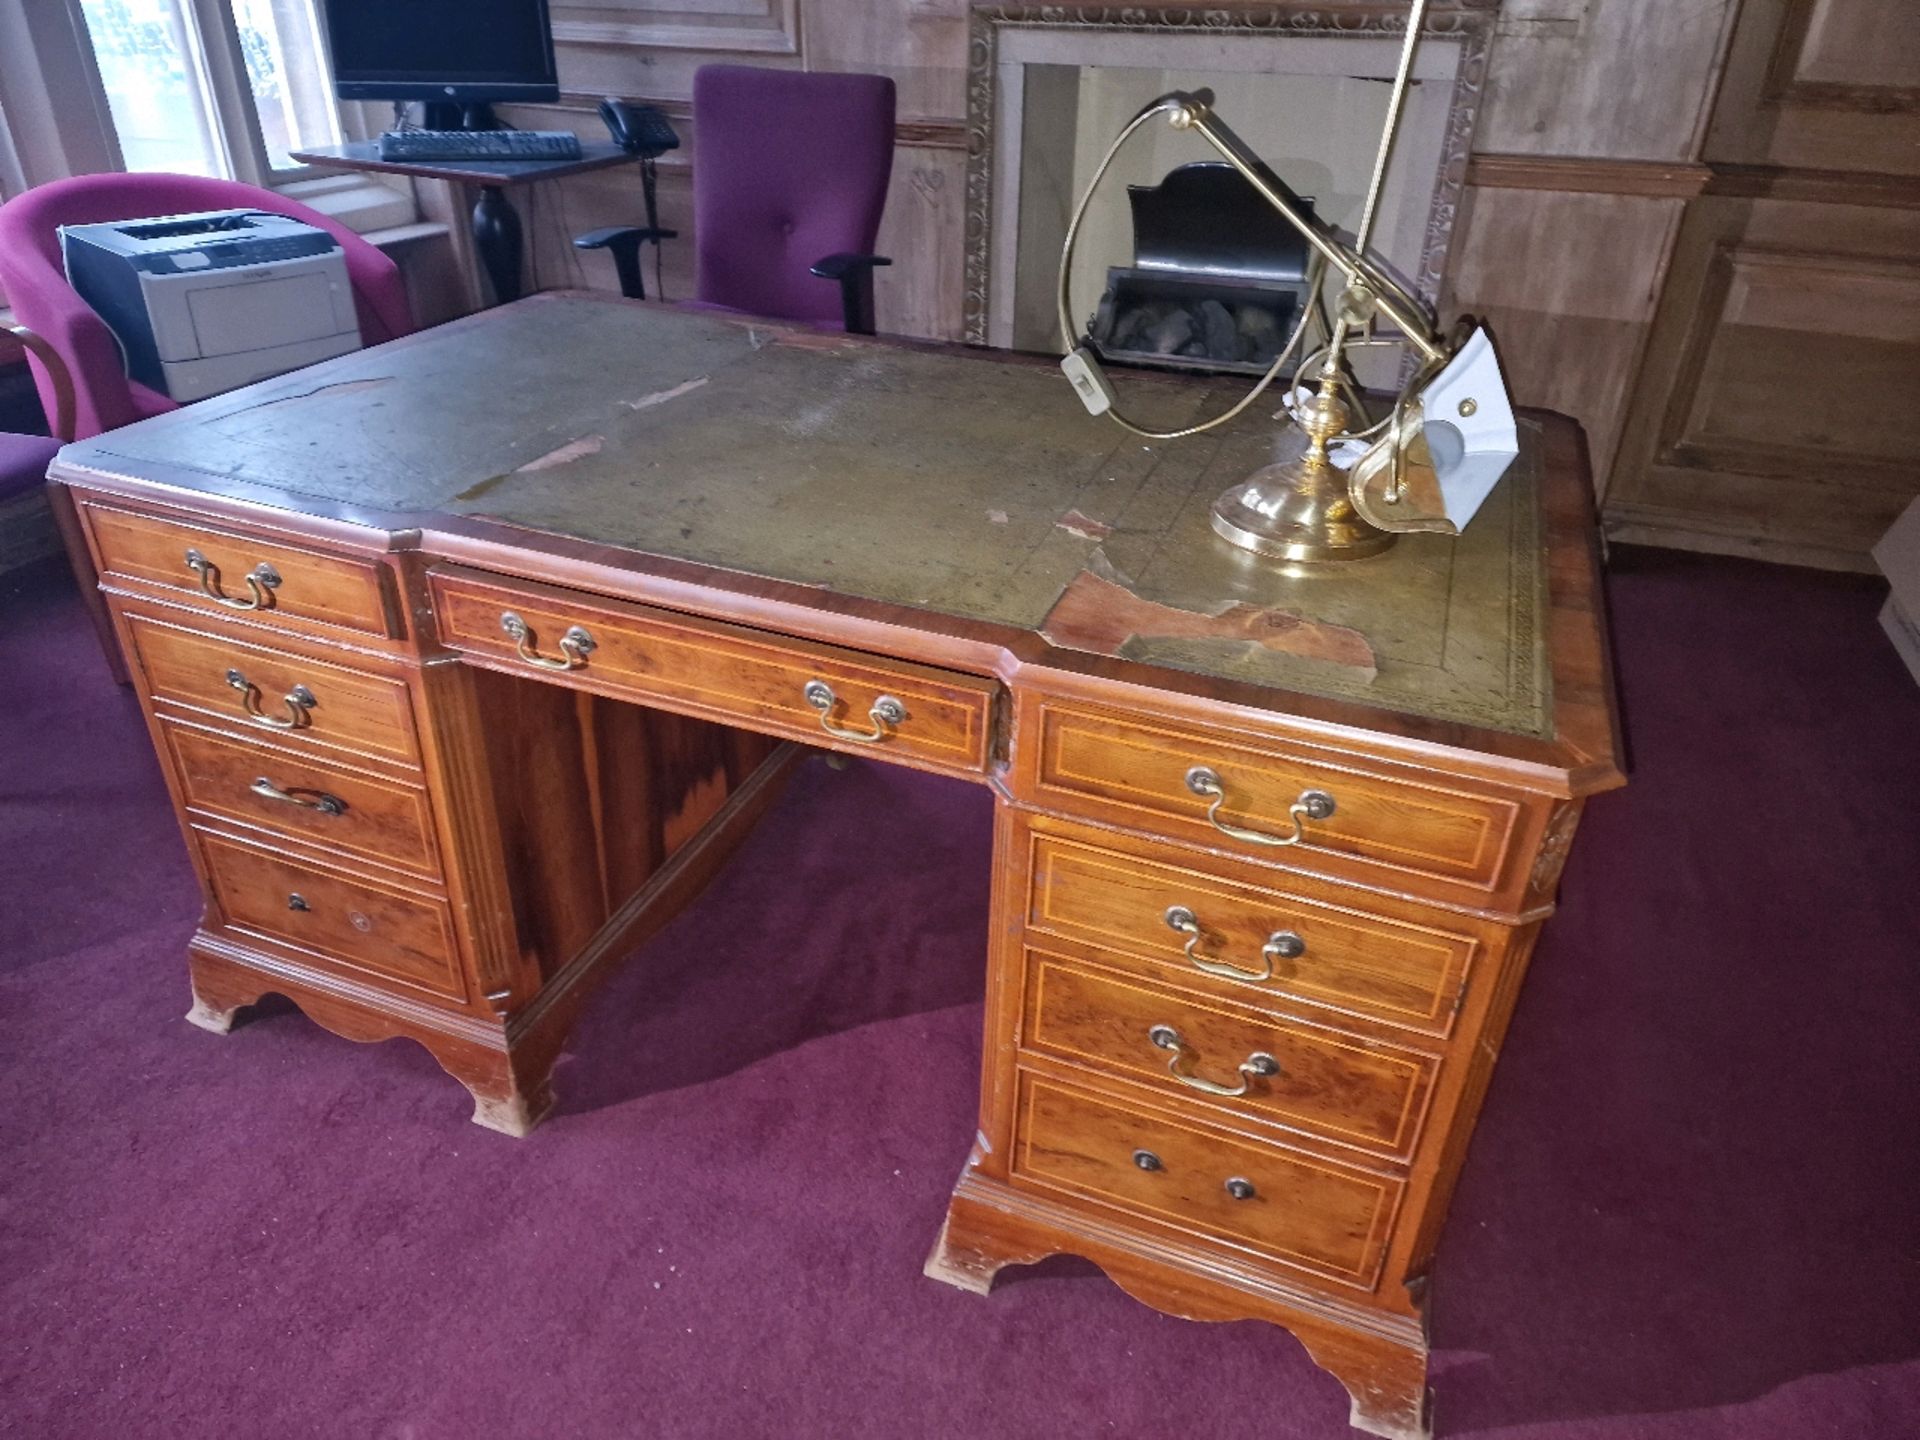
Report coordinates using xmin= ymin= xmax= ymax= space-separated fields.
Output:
xmin=1084 ymin=161 xmax=1317 ymax=376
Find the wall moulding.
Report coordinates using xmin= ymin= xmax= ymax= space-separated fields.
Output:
xmin=1466 ymin=154 xmax=1713 ymax=199
xmin=962 ymin=2 xmax=1496 ymax=345
xmin=551 ymin=91 xmax=968 ymax=151
xmin=1703 ymin=163 xmax=1920 ymax=210
xmin=549 ymin=0 xmax=800 ymax=56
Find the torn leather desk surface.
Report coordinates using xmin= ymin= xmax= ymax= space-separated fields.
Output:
xmin=60 ymin=294 xmax=1551 ymax=738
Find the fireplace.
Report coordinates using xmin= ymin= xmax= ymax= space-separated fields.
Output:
xmin=964 ymin=4 xmax=1494 ymax=389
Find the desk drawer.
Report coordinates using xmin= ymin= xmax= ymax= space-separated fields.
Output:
xmin=199 ymin=831 xmax=465 ymax=1002
xmin=1022 ymin=951 xmax=1436 ymax=1159
xmin=429 ymin=567 xmax=996 ymax=776
xmin=86 ymin=502 xmax=391 ymax=636
xmin=162 ymin=719 xmax=439 ymax=880
xmin=1020 ymin=697 xmax=1524 ymax=896
xmin=125 ymin=612 xmax=422 ymax=767
xmin=1024 ymin=819 xmax=1478 ymax=1037
xmin=1012 ymin=1071 xmax=1401 ymax=1289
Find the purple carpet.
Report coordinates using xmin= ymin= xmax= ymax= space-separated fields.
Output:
xmin=2 ymin=547 xmax=1916 ymax=1439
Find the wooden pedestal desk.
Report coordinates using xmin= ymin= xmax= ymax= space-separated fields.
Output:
xmin=51 ymin=296 xmax=1623 ymax=1439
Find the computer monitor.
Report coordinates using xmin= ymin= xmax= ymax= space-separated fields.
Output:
xmin=322 ymin=0 xmax=561 ymax=108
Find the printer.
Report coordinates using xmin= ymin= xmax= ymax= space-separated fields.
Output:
xmin=61 ymin=209 xmax=363 ymax=404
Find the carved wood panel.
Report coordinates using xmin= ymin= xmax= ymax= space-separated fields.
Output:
xmin=1708 ymin=0 xmax=1920 ymax=174
xmin=1443 ymin=185 xmax=1686 ymax=488
xmin=1475 ymin=0 xmax=1740 ymax=161
xmin=1605 ymin=0 xmax=1920 ymax=567
xmin=1662 ymin=246 xmax=1920 ymax=479
xmin=1605 ymin=196 xmax=1920 ymax=568
xmin=1761 ymin=0 xmax=1920 ymax=110
xmin=550 ymin=0 xmax=799 ymax=55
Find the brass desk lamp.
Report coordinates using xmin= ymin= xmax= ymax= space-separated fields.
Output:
xmin=1057 ymin=0 xmax=1518 ymax=564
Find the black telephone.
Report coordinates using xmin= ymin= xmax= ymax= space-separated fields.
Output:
xmin=577 ymin=100 xmax=682 ymax=301
xmin=598 ymin=100 xmax=678 ymax=160
xmin=598 ymin=98 xmax=678 ymax=243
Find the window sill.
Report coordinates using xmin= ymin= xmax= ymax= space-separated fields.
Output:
xmin=363 ymin=221 xmax=449 ymax=252
xmin=277 ymin=173 xmax=417 ymax=234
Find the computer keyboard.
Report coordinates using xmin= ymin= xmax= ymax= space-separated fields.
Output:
xmin=377 ymin=130 xmax=584 ymax=163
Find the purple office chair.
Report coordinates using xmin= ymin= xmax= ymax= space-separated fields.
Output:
xmin=0 ymin=172 xmax=413 ymax=441
xmin=578 ymin=66 xmax=896 ymax=333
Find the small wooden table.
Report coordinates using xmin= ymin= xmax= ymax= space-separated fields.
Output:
xmin=290 ymin=140 xmax=637 ymax=304
xmin=51 ymin=295 xmax=1623 ymax=1439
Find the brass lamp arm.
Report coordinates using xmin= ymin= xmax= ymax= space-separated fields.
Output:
xmin=1167 ymin=94 xmax=1445 ymax=366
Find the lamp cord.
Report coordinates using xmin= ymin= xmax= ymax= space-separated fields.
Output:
xmin=1055 ymin=99 xmax=1327 ymax=443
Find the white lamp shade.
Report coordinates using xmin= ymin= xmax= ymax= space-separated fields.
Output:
xmin=1414 ymin=326 xmax=1519 ymax=531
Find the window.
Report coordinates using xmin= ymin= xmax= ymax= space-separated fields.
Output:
xmin=75 ymin=0 xmax=343 ymax=184
xmin=234 ymin=0 xmax=342 ymax=170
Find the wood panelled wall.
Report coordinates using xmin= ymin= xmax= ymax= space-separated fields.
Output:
xmin=367 ymin=0 xmax=1920 ymax=567
xmin=1604 ymin=0 xmax=1920 ymax=569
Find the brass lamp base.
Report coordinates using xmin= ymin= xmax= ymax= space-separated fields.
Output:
xmin=1209 ymin=455 xmax=1395 ymax=563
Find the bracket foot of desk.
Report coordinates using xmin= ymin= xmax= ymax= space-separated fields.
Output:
xmin=1296 ymin=1324 xmax=1434 ymax=1440
xmin=185 ymin=990 xmax=241 ymax=1035
xmin=923 ymin=1207 xmax=1054 ymax=1296
xmin=930 ymin=1166 xmax=1432 ymax=1439
xmin=182 ymin=937 xmax=561 ymax=1137
xmin=468 ymin=1075 xmax=557 ymax=1138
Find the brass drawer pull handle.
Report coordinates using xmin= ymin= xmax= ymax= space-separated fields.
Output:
xmin=803 ymin=680 xmax=906 ymax=745
xmin=1163 ymin=906 xmax=1304 ymax=983
xmin=1147 ymin=1024 xmax=1280 ymax=1098
xmin=1224 ymin=1177 xmax=1257 ymax=1201
xmin=185 ymin=548 xmax=280 ymax=610
xmin=1185 ymin=766 xmax=1335 ymax=848
xmin=251 ymin=776 xmax=346 ymax=816
xmin=226 ymin=668 xmax=316 ymax=730
xmin=500 ymin=611 xmax=595 ymax=671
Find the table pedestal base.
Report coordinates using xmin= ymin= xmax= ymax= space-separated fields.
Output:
xmin=472 ymin=184 xmax=525 ymax=305
xmin=927 ymin=1163 xmax=1434 ymax=1440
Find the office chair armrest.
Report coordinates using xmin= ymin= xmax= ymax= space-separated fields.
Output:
xmin=3 ymin=322 xmax=76 ymax=444
xmin=808 ymin=253 xmax=892 ymax=335
xmin=575 ymin=225 xmax=677 ymax=249
xmin=573 ymin=225 xmax=679 ymax=301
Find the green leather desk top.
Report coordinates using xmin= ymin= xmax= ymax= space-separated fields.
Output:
xmin=56 ymin=294 xmax=1555 ymax=738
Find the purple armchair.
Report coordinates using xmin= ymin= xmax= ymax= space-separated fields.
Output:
xmin=0 ymin=319 xmax=126 ymax=681
xmin=0 ymin=322 xmax=70 ymax=519
xmin=579 ymin=66 xmax=896 ymax=333
xmin=0 ymin=172 xmax=413 ymax=441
